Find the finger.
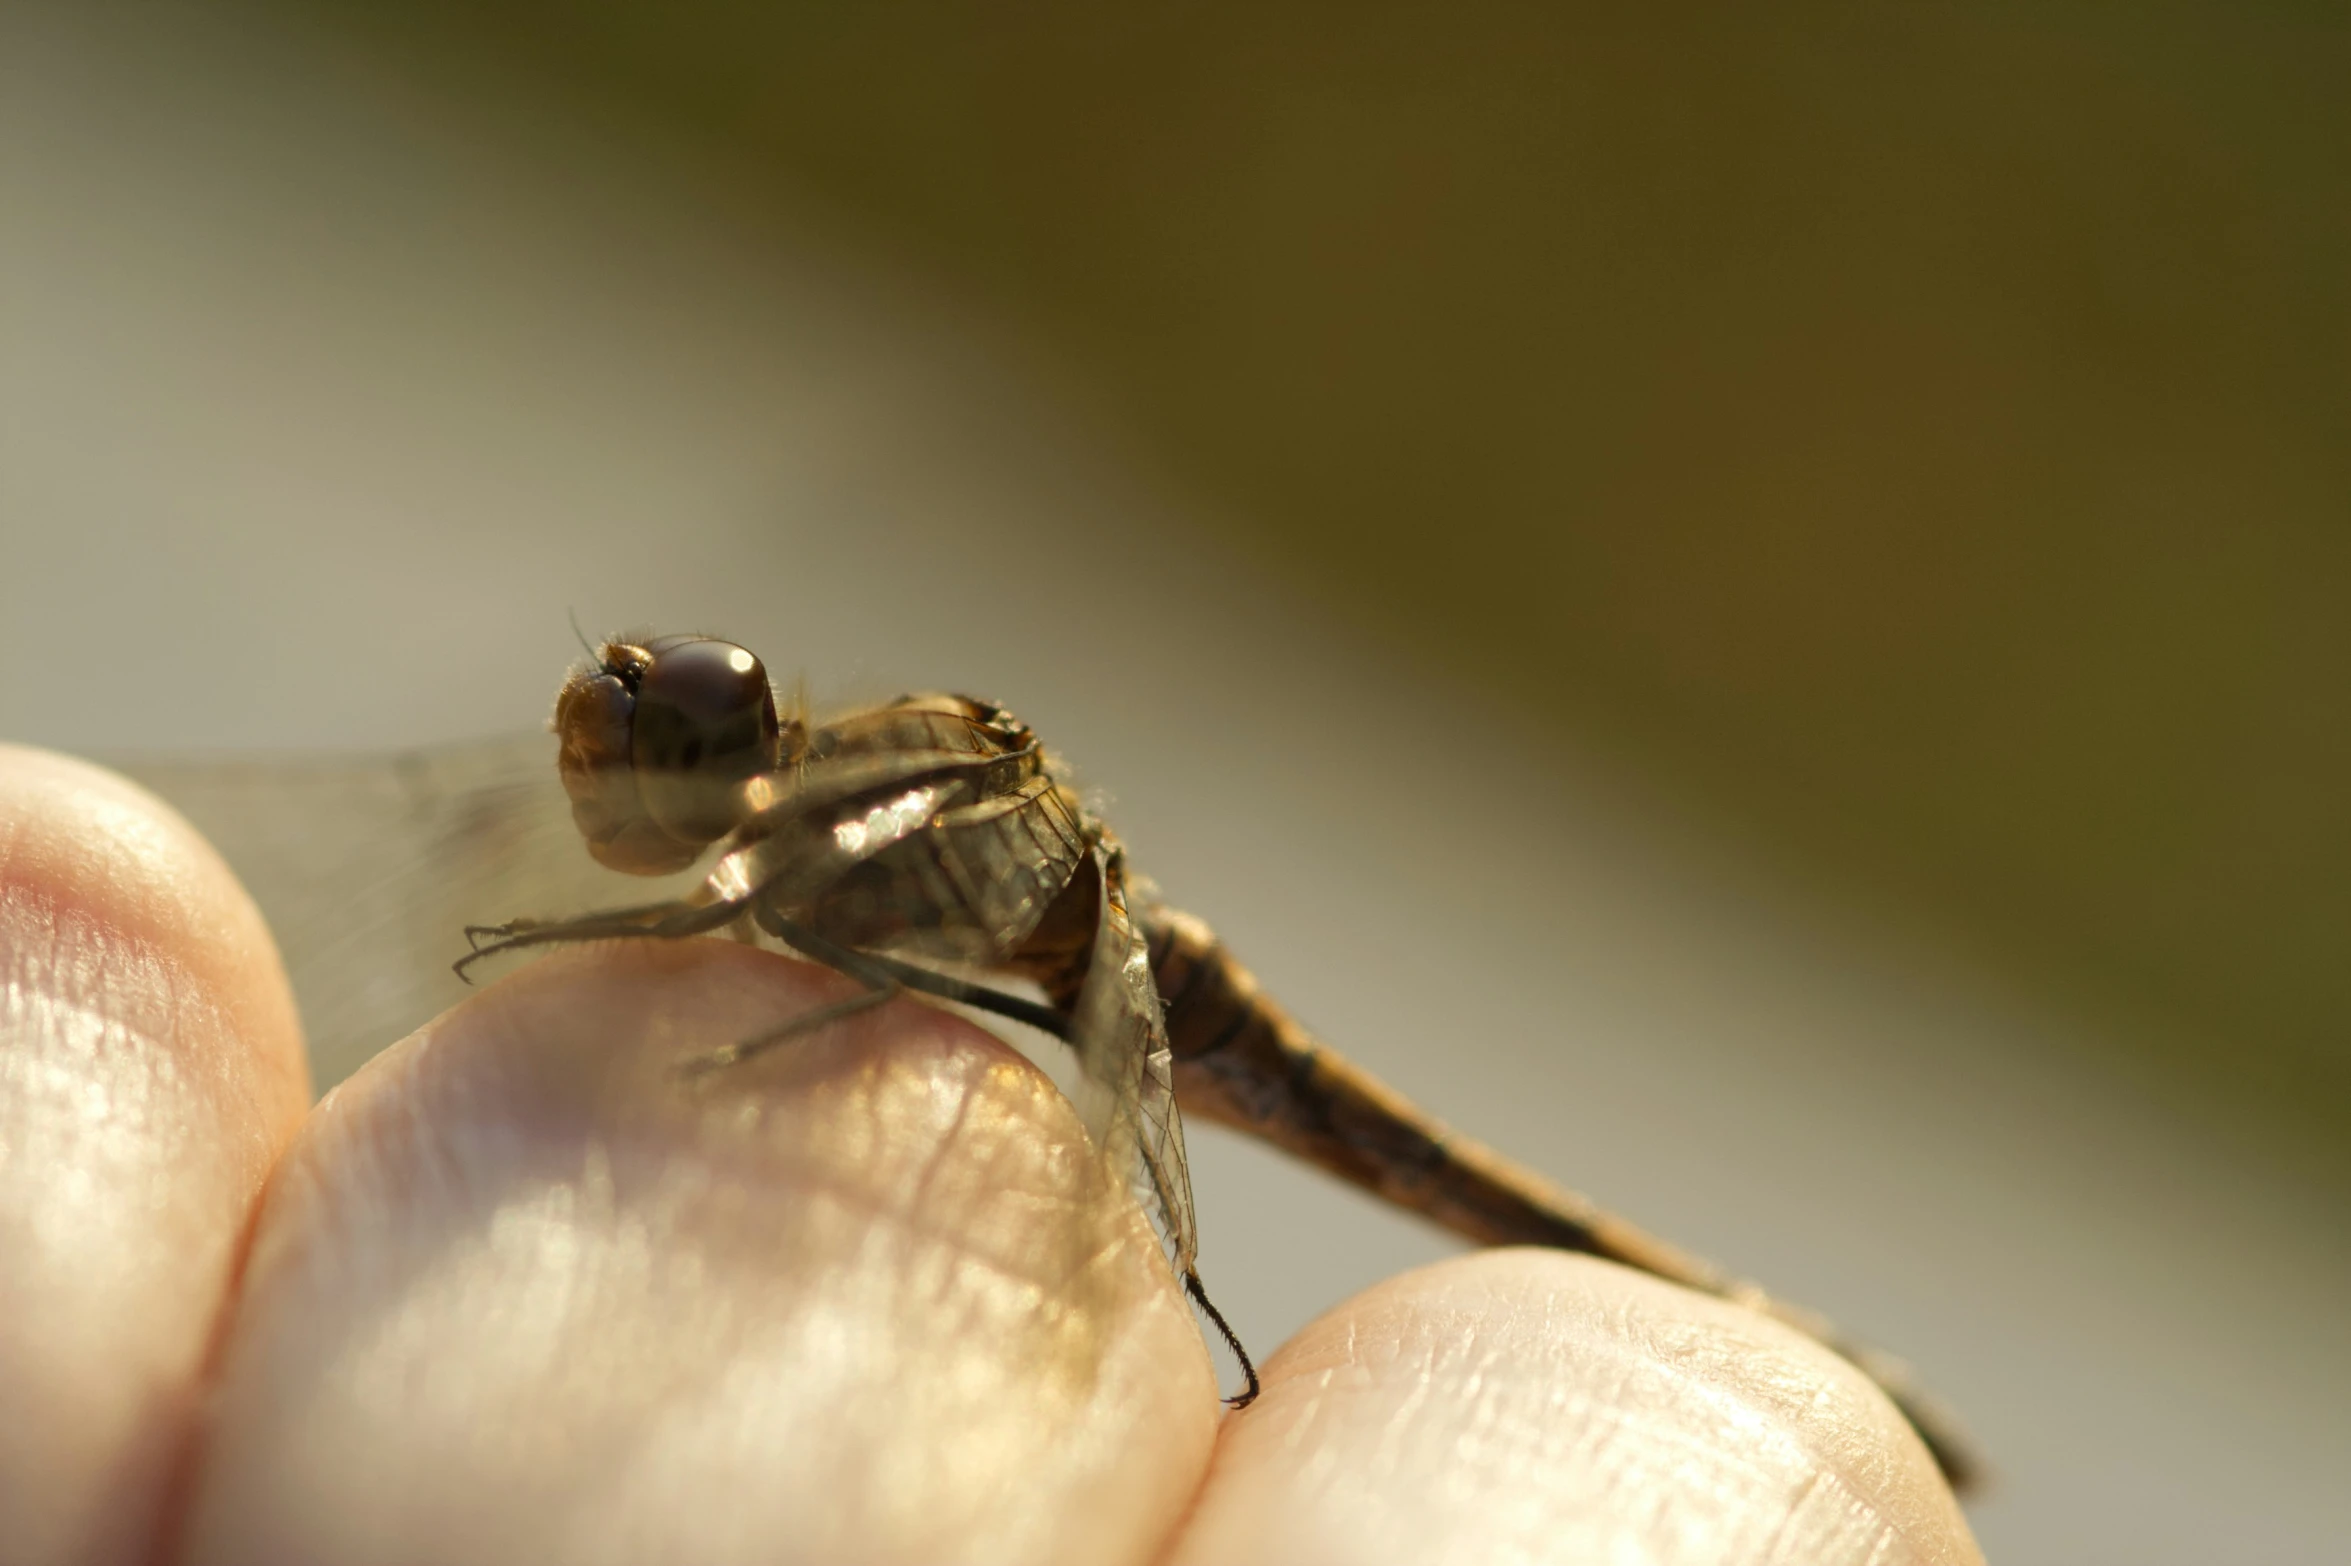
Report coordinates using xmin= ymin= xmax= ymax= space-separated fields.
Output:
xmin=179 ymin=941 xmax=1218 ymax=1566
xmin=0 ymin=747 xmax=310 ymax=1566
xmin=1165 ymin=1249 xmax=1982 ymax=1566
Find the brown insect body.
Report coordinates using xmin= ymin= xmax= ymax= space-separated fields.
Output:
xmin=470 ymin=634 xmax=1982 ymax=1491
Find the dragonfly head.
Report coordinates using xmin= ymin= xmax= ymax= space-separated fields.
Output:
xmin=553 ymin=634 xmax=796 ymax=874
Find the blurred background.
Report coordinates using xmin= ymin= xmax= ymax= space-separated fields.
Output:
xmin=4 ymin=2 xmax=2345 ymax=1558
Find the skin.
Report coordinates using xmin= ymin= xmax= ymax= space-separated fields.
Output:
xmin=0 ymin=745 xmax=1981 ymax=1565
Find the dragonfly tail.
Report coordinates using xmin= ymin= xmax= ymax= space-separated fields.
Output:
xmin=1142 ymin=903 xmax=1987 ymax=1495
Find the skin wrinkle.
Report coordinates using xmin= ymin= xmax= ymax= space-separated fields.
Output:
xmin=2 ymin=908 xmax=297 ymax=1199
xmin=1764 ymin=1471 xmax=1843 ymax=1566
xmin=0 ymin=760 xmax=301 ymax=1099
xmin=1586 ymin=1318 xmax=1892 ymax=1552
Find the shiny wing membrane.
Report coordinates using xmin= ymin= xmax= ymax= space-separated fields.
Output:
xmin=850 ymin=774 xmax=1090 ymax=966
xmin=1067 ymin=841 xmax=1198 ymax=1274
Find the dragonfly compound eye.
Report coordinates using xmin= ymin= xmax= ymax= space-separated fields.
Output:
xmin=629 ymin=637 xmax=783 ymax=848
xmin=552 ymin=635 xmax=780 ymax=874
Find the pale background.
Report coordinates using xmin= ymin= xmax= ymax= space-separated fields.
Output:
xmin=4 ymin=6 xmax=2346 ymax=1561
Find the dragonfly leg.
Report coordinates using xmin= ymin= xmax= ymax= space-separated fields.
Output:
xmin=671 ymin=982 xmax=902 ymax=1077
xmin=453 ymin=895 xmax=752 ymax=982
xmin=674 ymin=915 xmax=1070 ymax=1077
xmin=1183 ymin=1267 xmax=1261 ymax=1409
xmin=758 ymin=915 xmax=1073 ymax=1041
xmin=462 ymin=899 xmax=683 ymax=951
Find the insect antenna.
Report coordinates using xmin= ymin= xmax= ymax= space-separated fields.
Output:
xmin=564 ymin=607 xmax=603 ymax=668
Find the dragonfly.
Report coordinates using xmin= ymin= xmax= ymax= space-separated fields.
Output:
xmin=120 ymin=631 xmax=1982 ymax=1493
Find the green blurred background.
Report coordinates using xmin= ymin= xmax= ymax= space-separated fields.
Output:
xmin=324 ymin=0 xmax=2350 ymax=1178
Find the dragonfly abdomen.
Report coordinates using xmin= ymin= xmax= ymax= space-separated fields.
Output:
xmin=1139 ymin=903 xmax=1984 ymax=1493
xmin=1144 ymin=907 xmax=1700 ymax=1257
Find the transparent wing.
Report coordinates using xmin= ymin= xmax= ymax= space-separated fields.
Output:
xmin=112 ymin=736 xmax=703 ymax=1092
xmin=1067 ymin=841 xmax=1199 ymax=1274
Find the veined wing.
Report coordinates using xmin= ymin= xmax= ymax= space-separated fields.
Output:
xmin=1067 ymin=840 xmax=1197 ymax=1276
xmin=807 ymin=774 xmax=1086 ymax=970
xmin=705 ymin=775 xmax=973 ymax=915
xmin=112 ymin=736 xmax=704 ymax=1092
xmin=740 ymin=745 xmax=1017 ymax=826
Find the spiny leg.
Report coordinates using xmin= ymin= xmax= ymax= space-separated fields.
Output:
xmin=1183 ymin=1267 xmax=1260 ymax=1409
xmin=453 ymin=895 xmax=751 ymax=982
xmin=462 ymin=898 xmax=683 ymax=951
xmin=671 ymin=981 xmax=902 ymax=1077
xmin=760 ymin=915 xmax=1073 ymax=1040
xmin=674 ymin=915 xmax=1038 ymax=1078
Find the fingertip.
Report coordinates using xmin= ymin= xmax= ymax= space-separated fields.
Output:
xmin=0 ymin=746 xmax=309 ymax=1116
xmin=186 ymin=941 xmax=1218 ymax=1565
xmin=0 ymin=745 xmax=310 ymax=1565
xmin=1168 ymin=1249 xmax=1981 ymax=1566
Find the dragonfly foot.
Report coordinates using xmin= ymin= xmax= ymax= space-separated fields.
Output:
xmin=462 ymin=917 xmax=548 ymax=951
xmin=1184 ymin=1267 xmax=1260 ymax=1409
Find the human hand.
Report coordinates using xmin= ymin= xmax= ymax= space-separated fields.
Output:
xmin=0 ymin=746 xmax=1982 ymax=1565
